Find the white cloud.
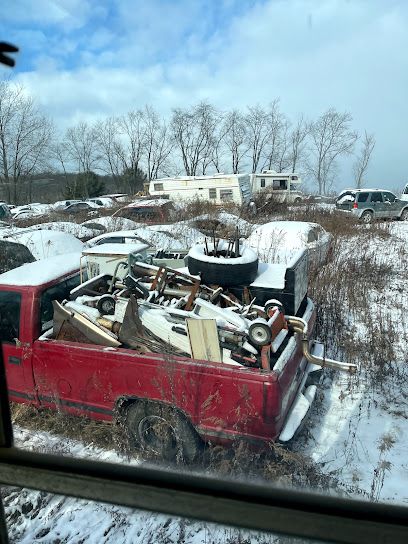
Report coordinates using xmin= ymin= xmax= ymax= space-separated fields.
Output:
xmin=8 ymin=0 xmax=408 ymax=189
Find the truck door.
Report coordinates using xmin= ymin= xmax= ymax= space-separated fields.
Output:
xmin=382 ymin=191 xmax=400 ymax=218
xmin=0 ymin=290 xmax=35 ymax=402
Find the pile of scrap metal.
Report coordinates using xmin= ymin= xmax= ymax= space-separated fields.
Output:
xmin=52 ymin=238 xmax=357 ymax=373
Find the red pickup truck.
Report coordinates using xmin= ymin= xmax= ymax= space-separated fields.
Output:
xmin=0 ymin=254 xmax=329 ymax=462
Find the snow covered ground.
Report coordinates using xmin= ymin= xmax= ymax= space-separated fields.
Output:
xmin=296 ymin=222 xmax=408 ymax=504
xmin=2 ymin=215 xmax=408 ymax=542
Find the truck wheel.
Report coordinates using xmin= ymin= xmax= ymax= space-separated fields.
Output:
xmin=401 ymin=208 xmax=408 ymax=221
xmin=125 ymin=402 xmax=202 ymax=463
xmin=187 ymin=244 xmax=258 ymax=286
xmin=97 ymin=294 xmax=116 ymax=315
xmin=360 ymin=211 xmax=373 ymax=224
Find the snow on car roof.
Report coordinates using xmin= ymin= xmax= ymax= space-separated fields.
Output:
xmin=83 ymin=242 xmax=149 ymax=255
xmin=3 ymin=229 xmax=83 ymax=260
xmin=248 ymin=221 xmax=319 ymax=248
xmin=0 ymin=252 xmax=82 ymax=286
xmin=125 ymin=199 xmax=171 ymax=208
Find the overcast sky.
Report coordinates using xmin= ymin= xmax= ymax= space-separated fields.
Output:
xmin=1 ymin=0 xmax=407 ymax=192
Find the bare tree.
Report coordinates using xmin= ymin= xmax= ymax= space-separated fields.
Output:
xmin=288 ymin=114 xmax=309 ymax=173
xmin=0 ymin=80 xmax=52 ymax=203
xmin=94 ymin=116 xmax=123 ymax=185
xmin=222 ymin=109 xmax=248 ymax=174
xmin=64 ymin=121 xmax=99 ymax=173
xmin=245 ymin=105 xmax=271 ymax=173
xmin=171 ymin=102 xmax=217 ymax=176
xmin=117 ymin=110 xmax=146 ymax=176
xmin=275 ymin=119 xmax=291 ymax=172
xmin=262 ymin=100 xmax=287 ymax=172
xmin=308 ymin=109 xmax=358 ymax=194
xmin=353 ymin=131 xmax=375 ymax=188
xmin=144 ymin=105 xmax=173 ymax=180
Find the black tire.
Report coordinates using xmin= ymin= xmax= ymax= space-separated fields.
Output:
xmin=248 ymin=318 xmax=272 ymax=346
xmin=360 ymin=211 xmax=373 ymax=224
xmin=401 ymin=208 xmax=408 ymax=221
xmin=187 ymin=245 xmax=258 ymax=286
xmin=97 ymin=294 xmax=116 ymax=315
xmin=125 ymin=402 xmax=202 ymax=463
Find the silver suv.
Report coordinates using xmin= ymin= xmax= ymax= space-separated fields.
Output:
xmin=335 ymin=189 xmax=408 ymax=223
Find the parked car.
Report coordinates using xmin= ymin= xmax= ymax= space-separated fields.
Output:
xmin=53 ymin=199 xmax=82 ymax=210
xmin=1 ymin=229 xmax=83 ymax=260
xmin=246 ymin=221 xmax=333 ymax=267
xmin=0 ymin=239 xmax=36 ymax=273
xmin=0 ymin=203 xmax=11 ymax=222
xmin=61 ymin=201 xmax=99 ymax=214
xmin=112 ymin=199 xmax=175 ymax=223
xmin=401 ymin=183 xmax=408 ymax=202
xmin=81 ymin=216 xmax=140 ymax=233
xmin=86 ymin=197 xmax=116 ymax=208
xmin=10 ymin=203 xmax=51 ymax=220
xmin=85 ymin=229 xmax=151 ymax=248
xmin=335 ymin=188 xmax=408 ymax=223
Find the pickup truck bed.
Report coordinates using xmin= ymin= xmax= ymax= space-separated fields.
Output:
xmin=1 ymin=254 xmax=322 ymax=462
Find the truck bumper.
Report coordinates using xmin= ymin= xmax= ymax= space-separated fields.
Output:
xmin=278 ymin=341 xmax=324 ymax=443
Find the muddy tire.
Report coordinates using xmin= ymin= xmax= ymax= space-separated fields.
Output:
xmin=360 ymin=211 xmax=373 ymax=224
xmin=187 ymin=244 xmax=258 ymax=286
xmin=125 ymin=402 xmax=202 ymax=463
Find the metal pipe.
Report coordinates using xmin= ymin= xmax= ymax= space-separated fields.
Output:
xmin=286 ymin=316 xmax=358 ymax=374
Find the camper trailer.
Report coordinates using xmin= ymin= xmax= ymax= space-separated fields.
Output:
xmin=149 ymin=174 xmax=252 ymax=206
xmin=251 ymin=170 xmax=304 ymax=203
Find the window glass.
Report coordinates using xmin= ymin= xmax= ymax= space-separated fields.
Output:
xmin=219 ymin=189 xmax=233 ymax=201
xmin=357 ymin=192 xmax=369 ymax=202
xmin=370 ymin=192 xmax=383 ymax=203
xmin=209 ymin=188 xmax=217 ymax=199
xmin=154 ymin=183 xmax=164 ymax=191
xmin=307 ymin=229 xmax=319 ymax=242
xmin=261 ymin=178 xmax=266 ymax=187
xmin=95 ymin=236 xmax=123 ymax=245
xmin=382 ymin=191 xmax=396 ymax=202
xmin=40 ymin=274 xmax=81 ymax=332
xmin=0 ymin=291 xmax=21 ymax=342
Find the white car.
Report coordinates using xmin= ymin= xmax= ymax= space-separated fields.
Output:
xmin=86 ymin=197 xmax=116 ymax=208
xmin=10 ymin=204 xmax=52 ymax=220
xmin=85 ymin=230 xmax=151 ymax=248
xmin=246 ymin=221 xmax=332 ymax=267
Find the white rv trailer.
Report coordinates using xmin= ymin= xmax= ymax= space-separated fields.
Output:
xmin=251 ymin=170 xmax=303 ymax=203
xmin=149 ymin=174 xmax=252 ymax=206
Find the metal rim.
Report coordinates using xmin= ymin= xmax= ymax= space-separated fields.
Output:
xmin=361 ymin=212 xmax=373 ymax=223
xmin=249 ymin=323 xmax=272 ymax=346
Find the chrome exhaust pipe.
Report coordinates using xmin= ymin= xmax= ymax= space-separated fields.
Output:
xmin=286 ymin=316 xmax=358 ymax=374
